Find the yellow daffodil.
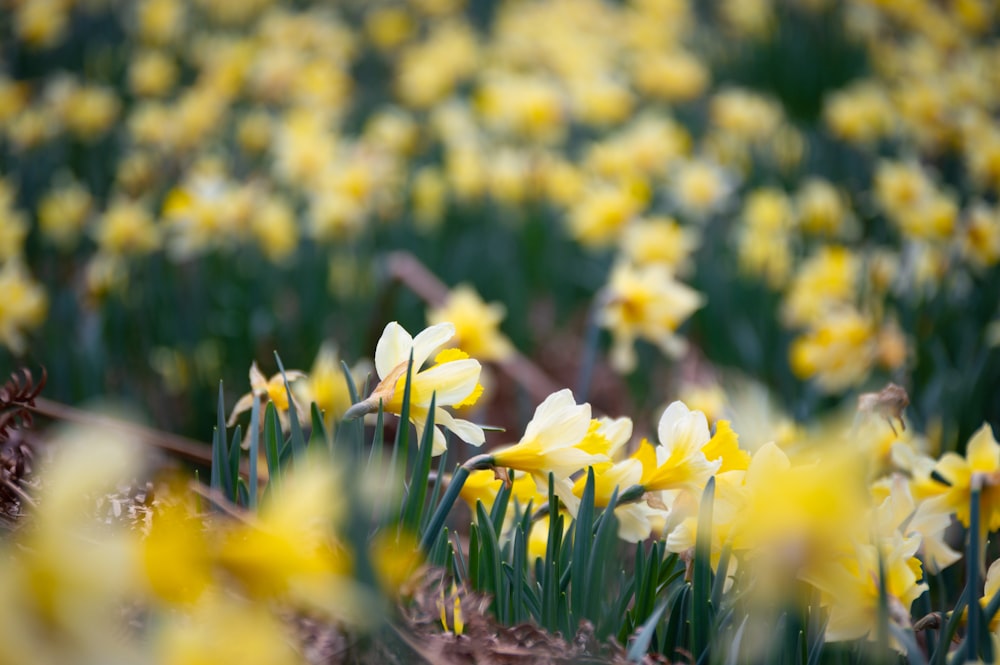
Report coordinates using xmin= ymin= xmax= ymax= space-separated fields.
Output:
xmin=427 ymin=285 xmax=513 ymax=362
xmin=347 ymin=321 xmax=485 ymax=455
xmin=550 ymin=416 xmax=665 ymax=543
xmin=800 ymin=535 xmax=927 ymax=649
xmin=293 ymin=341 xmax=370 ymax=429
xmin=599 ymin=261 xmax=705 ymax=373
xmin=0 ymin=261 xmax=47 ymax=355
xmin=228 ymin=361 xmax=307 ymax=428
xmin=216 ymin=460 xmax=354 ymax=615
xmin=635 ymin=401 xmax=721 ymax=495
xmin=489 ymin=389 xmax=607 ymax=481
xmin=782 ymin=245 xmax=859 ymax=328
xmin=789 ymin=306 xmax=878 ymax=392
xmin=924 ymin=423 xmax=1000 ymax=532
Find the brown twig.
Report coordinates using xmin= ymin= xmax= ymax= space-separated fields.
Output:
xmin=29 ymin=397 xmax=265 ymax=482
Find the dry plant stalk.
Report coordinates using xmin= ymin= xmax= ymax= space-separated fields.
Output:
xmin=857 ymin=382 xmax=910 ymax=435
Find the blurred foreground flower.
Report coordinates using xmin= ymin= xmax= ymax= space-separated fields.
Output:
xmin=0 ymin=425 xmax=144 ymax=665
xmin=346 ymin=321 xmax=485 ymax=454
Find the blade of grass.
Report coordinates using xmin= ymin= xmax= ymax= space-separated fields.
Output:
xmin=274 ymin=352 xmax=307 ymax=466
xmin=421 ymin=445 xmax=449 ymax=534
xmin=724 ymin=616 xmax=750 ymax=665
xmin=477 ymin=500 xmax=505 ymax=620
xmin=420 ymin=464 xmax=470 ymax=553
xmin=627 ymin=599 xmax=670 ymax=663
xmin=227 ymin=424 xmax=241 ymax=503
xmin=711 ymin=540 xmax=733 ymax=610
xmin=890 ymin=624 xmax=929 ymax=665
xmin=401 ymin=394 xmax=437 ymax=534
xmin=263 ymin=402 xmax=283 ymax=491
xmin=513 ymin=524 xmax=526 ymax=625
xmin=211 ymin=382 xmax=225 ymax=496
xmin=932 ymin=586 xmax=968 ymax=665
xmin=587 ymin=487 xmax=620 ymax=635
xmin=876 ymin=547 xmax=889 ymax=660
xmin=571 ymin=467 xmax=596 ymax=624
xmin=309 ymin=402 xmax=329 ymax=454
xmin=248 ymin=393 xmax=260 ymax=510
xmin=338 ymin=360 xmax=364 ymax=458
xmin=664 ymin=583 xmax=691 ymax=658
xmin=692 ymin=477 xmax=716 ymax=661
xmin=368 ymin=401 xmax=385 ymax=470
xmin=395 ymin=352 xmax=415 ymax=478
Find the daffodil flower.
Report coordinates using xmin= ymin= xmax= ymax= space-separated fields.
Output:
xmin=346 ymin=321 xmax=485 ymax=455
xmin=488 ymin=388 xmax=607 ymax=481
xmin=635 ymin=401 xmax=721 ymax=495
xmin=227 ymin=361 xmax=307 ymax=428
xmin=924 ymin=422 xmax=1000 ymax=533
xmin=555 ymin=416 xmax=667 ymax=543
xmin=293 ymin=341 xmax=371 ymax=429
xmin=599 ymin=261 xmax=704 ymax=373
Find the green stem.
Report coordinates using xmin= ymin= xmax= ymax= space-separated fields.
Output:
xmin=419 ymin=454 xmax=494 ymax=552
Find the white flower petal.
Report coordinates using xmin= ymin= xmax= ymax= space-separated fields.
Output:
xmin=411 ymin=358 xmax=481 ymax=406
xmin=597 ymin=416 xmax=633 ymax=457
xmin=375 ymin=322 xmax=413 ymax=378
xmin=411 ymin=322 xmax=456 ymax=369
xmin=436 ymin=409 xmax=485 ymax=446
xmin=522 ymin=389 xmax=591 ymax=451
xmin=657 ymin=401 xmax=710 ymax=459
xmin=615 ymin=503 xmax=661 ymax=543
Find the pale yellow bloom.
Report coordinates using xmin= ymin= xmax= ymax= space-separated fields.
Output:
xmin=63 ymin=86 xmax=120 ymax=140
xmin=560 ymin=417 xmax=669 ymax=543
xmin=490 ymin=389 xmax=606 ymax=480
xmin=670 ymin=159 xmax=735 ymax=219
xmin=782 ymin=245 xmax=859 ymax=328
xmin=924 ymin=423 xmax=1000 ymax=532
xmin=227 ymin=361 xmax=307 ymax=428
xmin=790 ymin=307 xmax=878 ymax=392
xmin=962 ymin=203 xmax=1000 ymax=269
xmin=620 ymin=216 xmax=698 ymax=272
xmin=567 ymin=184 xmax=642 ymax=249
xmin=710 ymin=88 xmax=783 ymax=142
xmin=294 ymin=341 xmax=371 ymax=429
xmin=38 ymin=183 xmax=91 ymax=249
xmin=349 ymin=322 xmax=485 ymax=454
xmin=600 ymin=262 xmax=705 ymax=373
xmin=250 ymin=195 xmax=298 ymax=264
xmin=155 ymin=592 xmax=301 ymax=665
xmin=795 ymin=178 xmax=857 ymax=237
xmin=824 ymin=81 xmax=895 ymax=145
xmin=129 ymin=50 xmax=179 ymax=97
xmin=0 ymin=261 xmax=48 ymax=354
xmin=427 ymin=285 xmax=513 ymax=362
xmin=633 ymin=50 xmax=710 ymax=103
xmin=94 ymin=199 xmax=161 ymax=256
xmin=459 ymin=469 xmax=542 ymax=518
xmin=216 ymin=459 xmax=353 ymax=615
xmin=635 ymin=401 xmax=721 ymax=495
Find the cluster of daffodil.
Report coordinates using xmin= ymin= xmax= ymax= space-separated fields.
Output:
xmin=338 ymin=320 xmax=1000 ymax=657
xmin=2 ymin=316 xmax=1000 ymax=662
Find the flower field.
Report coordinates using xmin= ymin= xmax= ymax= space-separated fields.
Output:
xmin=1 ymin=0 xmax=1000 ymax=662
